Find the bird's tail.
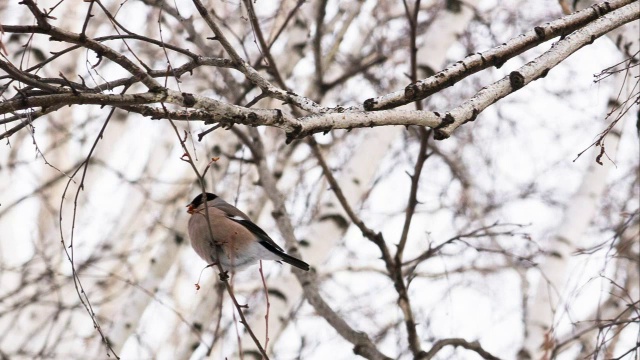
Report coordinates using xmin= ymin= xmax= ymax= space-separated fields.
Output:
xmin=279 ymin=253 xmax=310 ymax=271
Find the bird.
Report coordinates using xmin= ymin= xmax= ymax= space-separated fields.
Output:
xmin=186 ymin=192 xmax=310 ymax=272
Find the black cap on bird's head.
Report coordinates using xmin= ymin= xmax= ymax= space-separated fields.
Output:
xmin=187 ymin=192 xmax=217 ymax=214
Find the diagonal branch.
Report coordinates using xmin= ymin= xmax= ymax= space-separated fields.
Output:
xmin=434 ymin=1 xmax=639 ymax=139
xmin=309 ymin=138 xmax=426 ymax=358
xmin=362 ymin=0 xmax=636 ymax=111
xmin=309 ymin=139 xmax=394 ymax=267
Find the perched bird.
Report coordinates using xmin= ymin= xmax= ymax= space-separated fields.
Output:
xmin=186 ymin=192 xmax=310 ymax=272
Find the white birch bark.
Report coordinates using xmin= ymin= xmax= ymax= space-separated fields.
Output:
xmin=572 ymin=0 xmax=639 ymax=57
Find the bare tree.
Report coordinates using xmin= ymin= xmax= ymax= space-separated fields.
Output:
xmin=0 ymin=1 xmax=638 ymax=359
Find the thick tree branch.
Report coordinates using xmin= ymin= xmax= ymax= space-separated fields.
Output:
xmin=3 ymin=1 xmax=635 ymax=144
xmin=362 ymin=0 xmax=636 ymax=111
xmin=434 ymin=1 xmax=639 ymax=139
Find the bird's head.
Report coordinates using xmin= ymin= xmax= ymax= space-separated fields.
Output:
xmin=187 ymin=192 xmax=217 ymax=214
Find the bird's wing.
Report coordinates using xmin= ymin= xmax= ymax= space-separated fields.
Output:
xmin=227 ymin=217 xmax=286 ymax=254
xmin=211 ymin=199 xmax=286 ymax=253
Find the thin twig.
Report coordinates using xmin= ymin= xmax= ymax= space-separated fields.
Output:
xmin=259 ymin=260 xmax=271 ymax=357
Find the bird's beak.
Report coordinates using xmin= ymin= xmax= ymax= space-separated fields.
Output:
xmin=186 ymin=204 xmax=195 ymax=214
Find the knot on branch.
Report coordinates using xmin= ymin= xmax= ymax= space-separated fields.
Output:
xmin=493 ymin=55 xmax=506 ymax=69
xmin=351 ymin=332 xmax=374 ymax=356
xmin=591 ymin=1 xmax=612 ymax=17
xmin=433 ymin=112 xmax=455 ymax=140
xmin=285 ymin=123 xmax=303 ymax=144
xmin=404 ymin=83 xmax=420 ymax=101
xmin=465 ymin=107 xmax=479 ymax=124
xmin=273 ymin=109 xmax=284 ymax=124
xmin=509 ymin=71 xmax=525 ymax=90
xmin=363 ymin=97 xmax=378 ymax=111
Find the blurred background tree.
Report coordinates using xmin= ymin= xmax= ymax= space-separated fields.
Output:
xmin=0 ymin=0 xmax=637 ymax=359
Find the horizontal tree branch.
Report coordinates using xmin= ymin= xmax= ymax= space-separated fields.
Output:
xmin=1 ymin=0 xmax=636 ymax=144
xmin=286 ymin=110 xmax=441 ymax=142
xmin=0 ymin=89 xmax=283 ymax=133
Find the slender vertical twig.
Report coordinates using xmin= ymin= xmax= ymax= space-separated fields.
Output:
xmin=259 ymin=260 xmax=271 ymax=357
